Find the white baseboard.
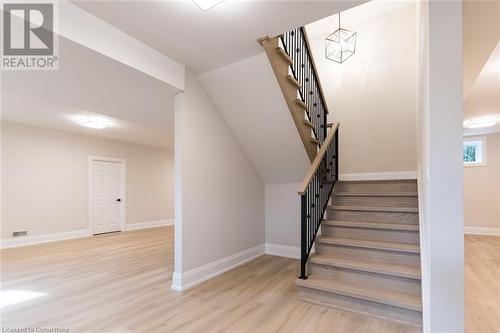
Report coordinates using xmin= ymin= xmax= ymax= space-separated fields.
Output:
xmin=339 ymin=171 xmax=417 ymax=181
xmin=171 ymin=244 xmax=265 ymax=291
xmin=1 ymin=219 xmax=174 ymax=249
xmin=171 ymin=272 xmax=183 ymax=291
xmin=1 ymin=229 xmax=91 ymax=249
xmin=265 ymin=243 xmax=300 ymax=259
xmin=464 ymin=227 xmax=500 ymax=236
xmin=124 ymin=219 xmax=174 ymax=231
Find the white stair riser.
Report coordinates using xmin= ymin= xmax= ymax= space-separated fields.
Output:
xmin=321 ymin=225 xmax=420 ymax=244
xmin=332 ymin=196 xmax=418 ymax=208
xmin=308 ymin=264 xmax=421 ymax=294
xmin=327 ymin=210 xmax=419 ymax=224
xmin=335 ymin=181 xmax=417 ymax=194
xmin=298 ymin=287 xmax=422 ymax=327
xmin=315 ymin=243 xmax=421 ymax=266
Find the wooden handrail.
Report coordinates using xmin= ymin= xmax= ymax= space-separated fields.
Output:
xmin=298 ymin=122 xmax=339 ymax=195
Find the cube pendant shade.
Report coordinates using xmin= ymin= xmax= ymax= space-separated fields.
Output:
xmin=325 ymin=28 xmax=356 ymax=63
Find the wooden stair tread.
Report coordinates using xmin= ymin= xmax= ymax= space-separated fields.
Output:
xmin=276 ymin=47 xmax=293 ymax=65
xmin=295 ymin=99 xmax=308 ymax=110
xmin=322 ymin=220 xmax=419 ymax=231
xmin=334 ymin=191 xmax=418 ymax=197
xmin=296 ymin=277 xmax=422 ymax=311
xmin=287 ymin=75 xmax=301 ymax=89
xmin=329 ymin=205 xmax=419 ymax=213
xmin=316 ymin=236 xmax=420 ymax=253
xmin=309 ymin=254 xmax=421 ymax=280
xmin=303 ymin=119 xmax=314 ymax=129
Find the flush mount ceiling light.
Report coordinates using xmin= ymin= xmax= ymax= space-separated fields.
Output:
xmin=192 ymin=0 xmax=225 ymax=11
xmin=325 ymin=12 xmax=357 ymax=64
xmin=463 ymin=116 xmax=500 ymax=129
xmin=76 ymin=116 xmax=112 ymax=129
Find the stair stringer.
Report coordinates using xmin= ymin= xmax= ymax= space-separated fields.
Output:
xmin=258 ymin=36 xmax=318 ymax=162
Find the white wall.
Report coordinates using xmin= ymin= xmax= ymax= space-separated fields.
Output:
xmin=464 ymin=133 xmax=500 ymax=234
xmin=1 ymin=122 xmax=174 ymax=240
xmin=173 ymin=71 xmax=265 ymax=290
xmin=307 ymin=3 xmax=418 ymax=175
xmin=417 ymin=1 xmax=464 ymax=331
xmin=199 ymin=52 xmax=309 ymax=184
xmin=265 ymin=183 xmax=301 ymax=257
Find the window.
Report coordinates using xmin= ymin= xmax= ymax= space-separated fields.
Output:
xmin=463 ymin=137 xmax=487 ymax=166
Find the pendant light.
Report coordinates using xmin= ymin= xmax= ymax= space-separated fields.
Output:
xmin=325 ymin=12 xmax=357 ymax=63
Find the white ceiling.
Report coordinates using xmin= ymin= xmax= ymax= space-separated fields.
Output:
xmin=306 ymin=0 xmax=414 ymax=38
xmin=463 ymin=0 xmax=500 ymax=97
xmin=73 ymin=0 xmax=366 ymax=73
xmin=2 ymin=37 xmax=176 ymax=148
xmin=2 ymin=0 xmax=366 ymax=149
xmin=2 ymin=92 xmax=172 ymax=148
xmin=464 ymin=41 xmax=500 ymax=136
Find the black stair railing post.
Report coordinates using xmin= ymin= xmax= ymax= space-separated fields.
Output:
xmin=300 ymin=194 xmax=307 ymax=279
xmin=281 ymin=26 xmax=338 ymax=280
xmin=297 ymin=125 xmax=338 ymax=280
xmin=335 ymin=128 xmax=339 ymax=182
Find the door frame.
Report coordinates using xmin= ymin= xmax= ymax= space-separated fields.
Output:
xmin=88 ymin=156 xmax=127 ymax=234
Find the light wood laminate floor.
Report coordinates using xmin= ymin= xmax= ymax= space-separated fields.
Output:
xmin=0 ymin=227 xmax=498 ymax=332
xmin=465 ymin=235 xmax=500 ymax=332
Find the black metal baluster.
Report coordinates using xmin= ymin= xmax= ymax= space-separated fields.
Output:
xmin=335 ymin=129 xmax=339 ymax=181
xmin=310 ymin=175 xmax=314 ymax=251
xmin=304 ymin=53 xmax=314 ymax=124
xmin=288 ymin=25 xmax=338 ymax=280
xmin=298 ymin=33 xmax=302 ymax=94
xmin=300 ymin=193 xmax=307 ymax=279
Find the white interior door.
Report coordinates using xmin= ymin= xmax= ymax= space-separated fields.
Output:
xmin=91 ymin=160 xmax=123 ymax=234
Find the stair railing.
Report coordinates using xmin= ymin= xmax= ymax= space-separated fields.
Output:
xmin=298 ymin=123 xmax=339 ymax=279
xmin=279 ymin=26 xmax=338 ymax=279
xmin=280 ymin=27 xmax=339 ymax=279
xmin=280 ymin=27 xmax=330 ymax=144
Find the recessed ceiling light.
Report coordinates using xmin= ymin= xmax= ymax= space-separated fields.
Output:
xmin=76 ymin=116 xmax=112 ymax=129
xmin=463 ymin=116 xmax=500 ymax=129
xmin=192 ymin=0 xmax=225 ymax=11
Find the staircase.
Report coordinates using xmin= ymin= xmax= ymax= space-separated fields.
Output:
xmin=259 ymin=26 xmax=422 ymax=327
xmin=297 ymin=180 xmax=422 ymax=326
xmin=258 ymin=27 xmax=329 ymax=161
